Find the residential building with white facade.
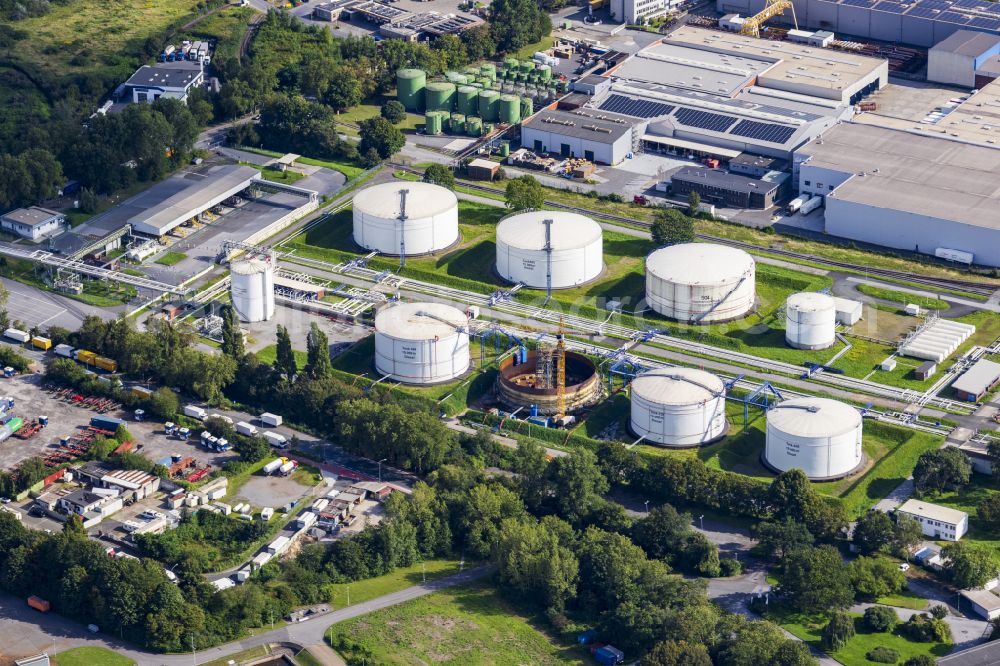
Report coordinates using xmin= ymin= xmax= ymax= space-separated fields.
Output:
xmin=896 ymin=499 xmax=968 ymax=541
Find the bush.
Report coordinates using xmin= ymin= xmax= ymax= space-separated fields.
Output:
xmin=928 ymin=604 xmax=948 ymax=620
xmin=381 ymin=100 xmax=406 ymax=123
xmin=898 ymin=614 xmax=951 ymax=643
xmin=719 ymin=557 xmax=742 ymax=577
xmin=821 ymin=611 xmax=856 ymax=651
xmin=863 ymin=605 xmax=898 ymax=633
xmin=902 ymin=657 xmax=935 ymax=666
xmin=866 ymin=646 xmax=899 ymax=663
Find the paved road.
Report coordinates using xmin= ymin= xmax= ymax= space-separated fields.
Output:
xmin=0 ymin=566 xmax=491 ymax=665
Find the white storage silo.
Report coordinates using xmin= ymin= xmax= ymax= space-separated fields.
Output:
xmin=353 ymin=182 xmax=459 ymax=256
xmin=230 ymin=258 xmax=275 ymax=323
xmin=764 ymin=397 xmax=864 ymax=480
xmin=495 ymin=210 xmax=603 ymax=289
xmin=645 ymin=243 xmax=756 ymax=324
xmin=629 ymin=367 xmax=728 ymax=447
xmin=374 ymin=302 xmax=470 ymax=384
xmin=785 ymin=292 xmax=837 ymax=350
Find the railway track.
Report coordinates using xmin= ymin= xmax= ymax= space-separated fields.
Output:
xmin=392 ymin=165 xmax=999 ymax=297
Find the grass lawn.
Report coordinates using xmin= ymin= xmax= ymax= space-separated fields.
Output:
xmin=335 ymin=100 xmax=426 ymax=135
xmin=255 ymin=344 xmax=309 ymax=373
xmin=155 ymin=251 xmax=188 ymax=266
xmin=325 ymin=559 xmax=465 ymax=610
xmin=878 ymin=589 xmax=929 ymax=610
xmin=240 ymin=161 xmax=307 ymax=185
xmin=327 ymin=581 xmax=588 ymax=665
xmin=0 ymin=257 xmax=135 ymax=307
xmin=53 ymin=647 xmax=135 ymax=666
xmin=514 ymin=36 xmax=556 ymax=61
xmin=767 ymin=605 xmax=951 ymax=665
xmin=293 ymin=650 xmax=326 ymax=666
xmin=856 ymin=284 xmax=950 ymax=310
xmin=181 ymin=6 xmax=260 ymax=62
xmin=291 ymin=463 xmax=323 ymax=486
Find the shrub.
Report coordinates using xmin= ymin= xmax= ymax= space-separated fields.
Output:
xmin=719 ymin=557 xmax=742 ymax=576
xmin=821 ymin=611 xmax=856 ymax=651
xmin=928 ymin=604 xmax=948 ymax=620
xmin=863 ymin=605 xmax=898 ymax=633
xmin=902 ymin=657 xmax=935 ymax=666
xmin=866 ymin=646 xmax=899 ymax=663
xmin=899 ymin=614 xmax=951 ymax=643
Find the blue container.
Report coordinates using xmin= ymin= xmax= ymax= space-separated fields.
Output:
xmin=90 ymin=415 xmax=126 ymax=431
xmin=594 ymin=646 xmax=625 ymax=666
xmin=530 ymin=404 xmax=538 ymax=417
xmin=38 ymin=416 xmax=48 ymax=426
xmin=60 ymin=436 xmax=70 ymax=446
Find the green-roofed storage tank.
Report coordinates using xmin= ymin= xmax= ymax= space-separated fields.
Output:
xmin=445 ymin=71 xmax=468 ymax=85
xmin=425 ymin=81 xmax=456 ymax=113
xmin=500 ymin=141 xmax=510 ymax=157
xmin=397 ymin=69 xmax=426 ymax=112
xmin=449 ymin=112 xmax=466 ymax=133
xmin=456 ymin=86 xmax=478 ymax=116
xmin=478 ymin=89 xmax=500 ymax=121
xmin=466 ymin=116 xmax=483 ymax=136
xmin=499 ymin=94 xmax=520 ymax=124
xmin=425 ymin=111 xmax=445 ymax=135
xmin=480 ymin=63 xmax=496 ymax=80
xmin=519 ymin=59 xmax=533 ymax=73
xmin=520 ymin=97 xmax=533 ymax=118
xmin=538 ymin=64 xmax=552 ymax=81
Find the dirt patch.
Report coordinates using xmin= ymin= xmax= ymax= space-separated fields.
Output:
xmin=233 ymin=474 xmax=312 ymax=507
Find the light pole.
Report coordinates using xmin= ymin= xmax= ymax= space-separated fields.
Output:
xmin=698 ymin=514 xmax=704 ymax=530
xmin=643 ymin=500 xmax=649 ymax=514
xmin=377 ymin=458 xmax=387 ymax=483
xmin=191 ymin=634 xmax=196 ymax=666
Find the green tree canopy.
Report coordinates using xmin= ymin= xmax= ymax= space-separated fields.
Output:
xmin=504 ymin=175 xmax=544 ymax=211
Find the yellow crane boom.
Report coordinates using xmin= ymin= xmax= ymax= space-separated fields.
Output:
xmin=739 ymin=0 xmax=798 ymax=38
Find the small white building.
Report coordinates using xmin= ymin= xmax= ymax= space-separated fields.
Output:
xmin=897 ymin=499 xmax=968 ymax=541
xmin=0 ymin=207 xmax=65 ymax=241
xmin=610 ymin=0 xmax=679 ymax=25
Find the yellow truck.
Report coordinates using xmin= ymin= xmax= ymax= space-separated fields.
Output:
xmin=31 ymin=336 xmax=52 ymax=351
xmin=94 ymin=356 xmax=118 ymax=373
xmin=75 ymin=350 xmax=96 ymax=364
xmin=131 ymin=386 xmax=153 ymax=399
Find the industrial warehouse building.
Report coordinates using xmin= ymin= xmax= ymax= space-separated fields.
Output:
xmin=128 ymin=165 xmax=260 ymax=237
xmin=536 ymin=26 xmax=885 ymax=165
xmin=951 ymin=358 xmax=1000 ymax=401
xmin=794 ymin=123 xmax=1000 ymax=267
xmin=716 ymin=0 xmax=1000 ymax=47
xmin=520 ymin=109 xmax=635 ymax=165
xmin=122 ymin=61 xmax=205 ymax=104
xmin=669 ymin=167 xmax=788 ymax=208
xmin=928 ymin=30 xmax=1000 ymax=87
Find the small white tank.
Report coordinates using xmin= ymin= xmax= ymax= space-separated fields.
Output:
xmin=785 ymin=292 xmax=837 ymax=350
xmin=629 ymin=367 xmax=727 ymax=447
xmin=230 ymin=258 xmax=275 ymax=323
xmin=374 ymin=302 xmax=470 ymax=384
xmin=764 ymin=397 xmax=864 ymax=480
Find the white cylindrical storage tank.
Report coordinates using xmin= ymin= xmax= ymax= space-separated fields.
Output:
xmin=629 ymin=367 xmax=728 ymax=447
xmin=495 ymin=210 xmax=603 ymax=289
xmin=352 ymin=182 xmax=459 ymax=256
xmin=785 ymin=292 xmax=837 ymax=350
xmin=764 ymin=397 xmax=864 ymax=480
xmin=645 ymin=243 xmax=756 ymax=323
xmin=230 ymin=258 xmax=275 ymax=323
xmin=374 ymin=302 xmax=470 ymax=384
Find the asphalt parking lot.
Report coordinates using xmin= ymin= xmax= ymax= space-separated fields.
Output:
xmin=2 ymin=277 xmax=120 ymax=331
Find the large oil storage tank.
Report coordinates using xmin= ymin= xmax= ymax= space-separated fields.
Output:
xmin=425 ymin=111 xmax=445 ymax=135
xmin=785 ymin=292 xmax=837 ymax=350
xmin=230 ymin=258 xmax=275 ymax=323
xmin=520 ymin=97 xmax=534 ymax=118
xmin=353 ymin=182 xmax=459 ymax=256
xmin=499 ymin=94 xmax=520 ymax=124
xmin=374 ymin=302 xmax=470 ymax=385
xmin=646 ymin=243 xmax=756 ymax=324
xmin=478 ymin=89 xmax=500 ymax=121
xmin=495 ymin=210 xmax=603 ymax=289
xmin=425 ymin=81 xmax=455 ymax=113
xmin=397 ymin=69 xmax=426 ymax=112
xmin=496 ymin=348 xmax=601 ymax=415
xmin=629 ymin=367 xmax=727 ymax=447
xmin=764 ymin=397 xmax=864 ymax=480
xmin=456 ymin=86 xmax=478 ymax=116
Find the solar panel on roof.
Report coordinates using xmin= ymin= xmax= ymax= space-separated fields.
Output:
xmin=919 ymin=0 xmax=950 ymax=8
xmin=969 ymin=15 xmax=1000 ymax=26
xmin=873 ymin=2 xmax=907 ymax=12
xmin=730 ymin=120 xmax=797 ymax=145
xmin=840 ymin=0 xmax=876 ymax=7
xmin=939 ymin=10 xmax=971 ymax=21
xmin=673 ymin=107 xmax=738 ymax=132
xmin=988 ymin=3 xmax=1000 ymax=13
xmin=597 ymin=94 xmax=675 ymax=119
xmin=906 ymin=6 xmax=938 ymax=17
xmin=952 ymin=0 xmax=985 ymax=8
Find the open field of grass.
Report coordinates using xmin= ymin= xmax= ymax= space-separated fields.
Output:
xmin=255 ymin=344 xmax=309 ymax=373
xmin=181 ymin=6 xmax=259 ymax=62
xmin=155 ymin=251 xmax=187 ymax=266
xmin=53 ymin=648 xmax=135 ymax=666
xmin=324 ymin=559 xmax=465 ymax=610
xmin=240 ymin=161 xmax=306 ymax=185
xmin=335 ymin=99 xmax=426 ymax=136
xmin=237 ymin=146 xmax=368 ymax=180
xmin=856 ymin=284 xmax=951 ymax=310
xmin=327 ymin=582 xmax=588 ymax=665
xmin=766 ymin=605 xmax=951 ymax=665
xmin=878 ymin=589 xmax=929 ymax=610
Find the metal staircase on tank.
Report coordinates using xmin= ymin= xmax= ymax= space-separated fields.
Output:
xmin=692 ymin=272 xmax=750 ymax=324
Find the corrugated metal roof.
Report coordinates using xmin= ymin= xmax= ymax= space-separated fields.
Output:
xmin=951 ymin=358 xmax=1000 ymax=395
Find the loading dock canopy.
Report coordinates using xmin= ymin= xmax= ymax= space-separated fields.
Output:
xmin=128 ymin=165 xmax=259 ymax=236
xmin=642 ymin=135 xmax=741 ymax=158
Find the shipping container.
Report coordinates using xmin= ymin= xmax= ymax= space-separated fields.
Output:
xmin=7 ymin=417 xmax=23 ymax=434
xmin=75 ymin=350 xmax=97 ymax=364
xmin=27 ymin=596 xmax=51 ymax=612
xmin=3 ymin=328 xmax=29 ymax=343
xmin=786 ymin=196 xmax=807 ymax=214
xmin=183 ymin=405 xmax=207 ymax=420
xmin=236 ymin=421 xmax=257 ymax=437
xmin=260 ymin=412 xmax=282 ymax=427
xmin=131 ymin=386 xmax=153 ymax=399
xmin=799 ymin=195 xmax=824 ymax=215
xmin=935 ymin=247 xmax=974 ymax=265
xmin=91 ymin=415 xmax=125 ymax=431
xmin=31 ymin=336 xmax=52 ymax=350
xmin=54 ymin=344 xmax=75 ymax=358
xmin=94 ymin=356 xmax=118 ymax=372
